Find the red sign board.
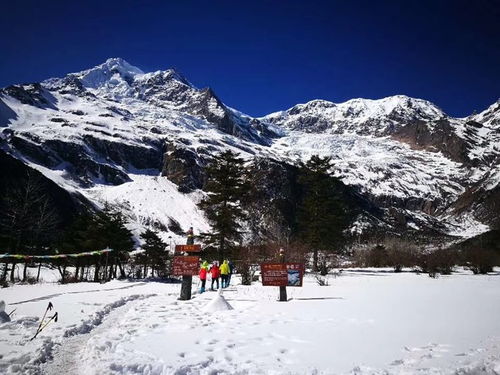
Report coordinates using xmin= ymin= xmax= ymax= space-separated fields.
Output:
xmin=173 ymin=256 xmax=200 ymax=276
xmin=261 ymin=263 xmax=305 ymax=287
xmin=175 ymin=244 xmax=202 ymax=254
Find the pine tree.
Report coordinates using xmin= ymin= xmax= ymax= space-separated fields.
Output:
xmin=98 ymin=206 xmax=134 ymax=279
xmin=198 ymin=150 xmax=248 ymax=262
xmin=297 ymin=155 xmax=347 ymax=271
xmin=58 ymin=212 xmax=98 ymax=282
xmin=100 ymin=206 xmax=134 ymax=253
xmin=60 ymin=206 xmax=134 ymax=280
xmin=141 ymin=229 xmax=168 ymax=278
xmin=60 ymin=213 xmax=101 ymax=253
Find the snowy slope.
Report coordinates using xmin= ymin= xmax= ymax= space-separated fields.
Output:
xmin=0 ymin=58 xmax=499 ymax=240
xmin=82 ymin=174 xmax=211 ymax=245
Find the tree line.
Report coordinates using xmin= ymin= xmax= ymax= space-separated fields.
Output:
xmin=198 ymin=150 xmax=349 ymax=273
xmin=0 ymin=151 xmax=349 ymax=284
xmin=2 ymin=150 xmax=498 ymax=285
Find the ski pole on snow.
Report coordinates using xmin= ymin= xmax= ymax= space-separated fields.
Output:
xmin=37 ymin=312 xmax=58 ymax=335
xmin=31 ymin=312 xmax=58 ymax=341
xmin=8 ymin=308 xmax=17 ymax=317
xmin=30 ymin=302 xmax=54 ymax=341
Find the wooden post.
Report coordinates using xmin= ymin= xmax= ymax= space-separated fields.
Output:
xmin=279 ymin=248 xmax=287 ymax=302
xmin=179 ymin=275 xmax=193 ymax=300
xmin=179 ymin=228 xmax=196 ymax=301
xmin=36 ymin=262 xmax=42 ymax=282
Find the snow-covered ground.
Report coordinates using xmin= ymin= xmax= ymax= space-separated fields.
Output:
xmin=1 ymin=269 xmax=500 ymax=374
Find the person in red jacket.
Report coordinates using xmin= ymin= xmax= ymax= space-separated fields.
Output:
xmin=199 ymin=261 xmax=209 ymax=293
xmin=210 ymin=261 xmax=220 ymax=291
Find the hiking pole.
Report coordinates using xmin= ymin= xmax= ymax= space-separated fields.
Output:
xmin=31 ymin=312 xmax=58 ymax=340
xmin=30 ymin=302 xmax=53 ymax=341
xmin=37 ymin=312 xmax=58 ymax=335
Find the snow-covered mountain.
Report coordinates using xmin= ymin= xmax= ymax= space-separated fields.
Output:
xmin=262 ymin=96 xmax=446 ymax=136
xmin=269 ymin=98 xmax=500 ymax=236
xmin=0 ymin=58 xmax=498 ymax=242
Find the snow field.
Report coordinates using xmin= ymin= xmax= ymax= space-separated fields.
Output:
xmin=0 ymin=280 xmax=171 ymax=374
xmin=1 ymin=269 xmax=500 ymax=374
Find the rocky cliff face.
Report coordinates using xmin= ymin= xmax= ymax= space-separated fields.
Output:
xmin=0 ymin=58 xmax=498 ymax=242
xmin=0 ymin=150 xmax=89 ymax=224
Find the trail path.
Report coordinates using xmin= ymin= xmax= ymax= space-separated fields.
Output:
xmin=11 ymin=282 xmax=148 ymax=305
xmin=40 ymin=300 xmax=133 ymax=374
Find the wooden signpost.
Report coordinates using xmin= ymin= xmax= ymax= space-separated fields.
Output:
xmin=175 ymin=228 xmax=201 ymax=301
xmin=261 ymin=263 xmax=305 ymax=287
xmin=172 ymin=256 xmax=200 ymax=276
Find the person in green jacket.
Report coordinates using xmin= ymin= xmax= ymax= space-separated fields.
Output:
xmin=199 ymin=261 xmax=209 ymax=293
xmin=220 ymin=260 xmax=230 ymax=288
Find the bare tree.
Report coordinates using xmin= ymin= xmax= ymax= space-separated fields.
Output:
xmin=0 ymin=171 xmax=60 ymax=282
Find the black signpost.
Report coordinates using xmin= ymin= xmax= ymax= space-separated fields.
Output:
xmin=279 ymin=248 xmax=287 ymax=302
xmin=179 ymin=272 xmax=193 ymax=300
xmin=177 ymin=229 xmax=200 ymax=301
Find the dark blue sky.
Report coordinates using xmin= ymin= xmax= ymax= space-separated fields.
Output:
xmin=1 ymin=0 xmax=499 ymax=117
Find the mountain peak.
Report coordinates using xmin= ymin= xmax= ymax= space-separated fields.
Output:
xmin=71 ymin=57 xmax=143 ymax=90
xmin=161 ymin=68 xmax=192 ymax=87
xmin=96 ymin=57 xmax=144 ymax=75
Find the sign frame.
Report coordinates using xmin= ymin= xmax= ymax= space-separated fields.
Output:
xmin=260 ymin=263 xmax=305 ymax=287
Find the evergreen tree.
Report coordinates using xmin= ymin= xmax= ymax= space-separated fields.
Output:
xmin=198 ymin=150 xmax=248 ymax=262
xmin=60 ymin=206 xmax=134 ymax=280
xmin=58 ymin=212 xmax=98 ymax=282
xmin=60 ymin=207 xmax=133 ymax=254
xmin=141 ymin=229 xmax=169 ymax=277
xmin=297 ymin=155 xmax=347 ymax=271
xmin=96 ymin=205 xmax=134 ymax=279
xmin=60 ymin=213 xmax=101 ymax=253
xmin=100 ymin=206 xmax=134 ymax=253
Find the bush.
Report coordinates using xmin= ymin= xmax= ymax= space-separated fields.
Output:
xmin=315 ymin=274 xmax=329 ymax=286
xmin=416 ymin=248 xmax=459 ymax=277
xmin=384 ymin=238 xmax=418 ymax=272
xmin=317 ymin=252 xmax=339 ymax=276
xmin=240 ymin=263 xmax=255 ymax=285
xmin=63 ymin=274 xmax=80 ymax=283
xmin=363 ymin=244 xmax=389 ymax=267
xmin=355 ymin=238 xmax=417 ymax=271
xmin=462 ymin=248 xmax=499 ymax=274
xmin=233 ymin=245 xmax=256 ymax=285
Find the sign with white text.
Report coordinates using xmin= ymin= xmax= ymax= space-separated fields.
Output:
xmin=173 ymin=256 xmax=200 ymax=276
xmin=261 ymin=263 xmax=305 ymax=287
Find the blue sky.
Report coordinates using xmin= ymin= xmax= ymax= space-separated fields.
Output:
xmin=1 ymin=0 xmax=499 ymax=117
